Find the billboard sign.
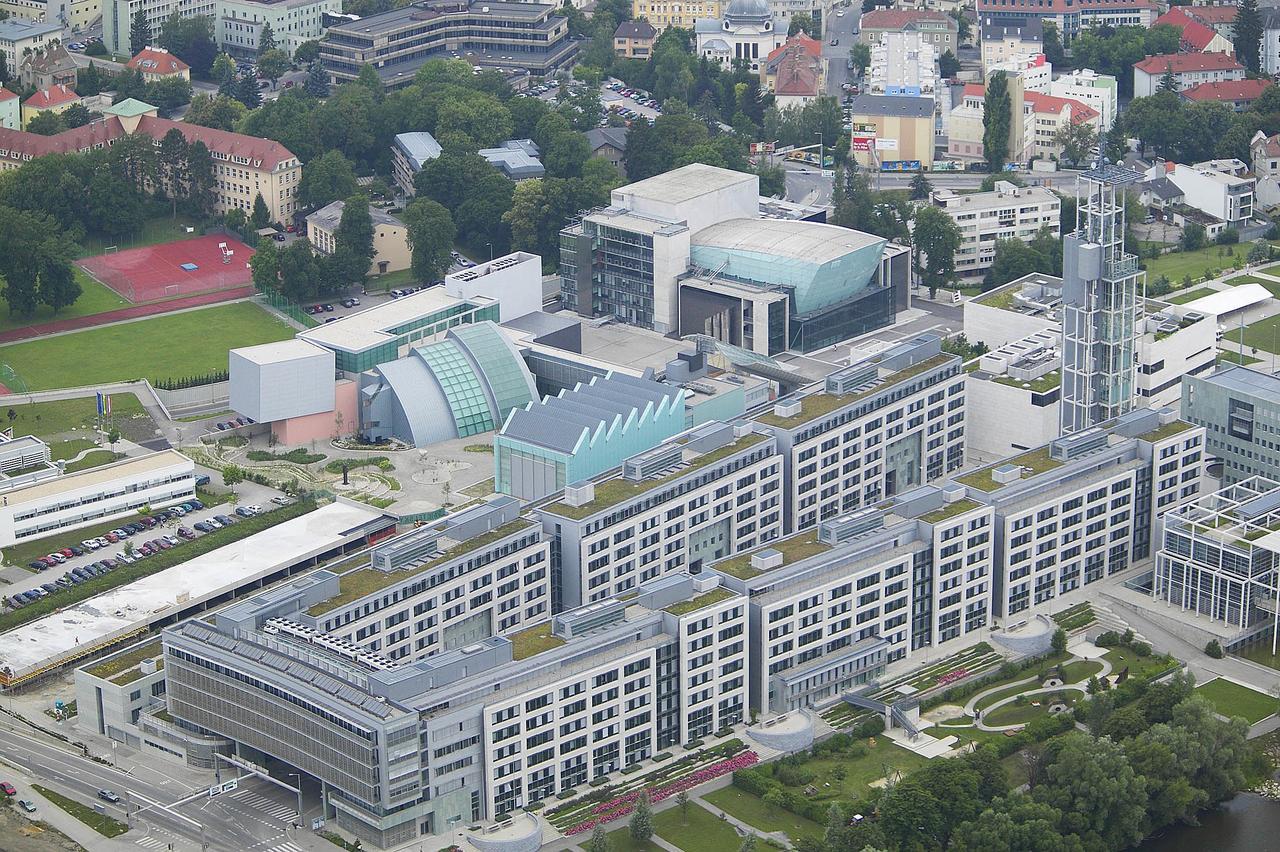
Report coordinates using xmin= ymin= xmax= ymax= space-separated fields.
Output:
xmin=851 ymin=136 xmax=874 ymax=152
xmin=851 ymin=122 xmax=878 ymax=134
xmin=880 ymin=160 xmax=923 ymax=172
xmin=875 ymin=137 xmax=899 ymax=151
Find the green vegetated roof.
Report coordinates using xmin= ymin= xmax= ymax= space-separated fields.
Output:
xmin=509 ymin=622 xmax=565 ymax=661
xmin=918 ymin=498 xmax=981 ymax=525
xmin=974 ymin=287 xmax=1018 ymax=310
xmin=713 ymin=531 xmax=830 ymax=580
xmin=307 ymin=519 xmax=534 ymax=617
xmin=954 ymin=446 xmax=1063 ymax=493
xmin=1139 ymin=419 xmax=1195 ymax=443
xmin=542 ymin=433 xmax=768 ymax=520
xmin=755 ymin=354 xmax=953 ymax=430
xmin=993 ymin=371 xmax=1060 ymax=393
xmin=664 ymin=586 xmax=735 ymax=616
xmin=83 ymin=639 xmax=162 ymax=683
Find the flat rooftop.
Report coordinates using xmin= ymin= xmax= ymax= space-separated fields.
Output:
xmin=328 ymin=0 xmax=552 ymax=34
xmin=231 ymin=338 xmax=331 ymax=366
xmin=4 ymin=450 xmax=191 ymax=508
xmin=540 ymin=432 xmax=768 ymax=519
xmin=613 ymin=163 xmax=757 ymax=208
xmin=299 ymin=286 xmax=490 ymax=353
xmin=755 ymin=353 xmax=954 ymax=430
xmin=1198 ymin=364 xmax=1280 ymax=396
xmin=954 ymin=445 xmax=1064 ymax=492
xmin=712 ymin=531 xmax=831 ymax=580
xmin=0 ymin=501 xmax=385 ymax=677
xmin=553 ymin=312 xmax=691 ymax=371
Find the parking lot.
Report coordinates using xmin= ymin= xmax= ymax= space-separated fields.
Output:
xmin=298 ymin=251 xmax=479 ymax=321
xmin=1 ymin=486 xmax=292 ymax=604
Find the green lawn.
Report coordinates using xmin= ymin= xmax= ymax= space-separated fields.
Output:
xmin=1195 ymin=678 xmax=1277 ymax=724
xmin=0 ymin=302 xmax=294 ymax=390
xmin=77 ymin=215 xmax=206 ymax=258
xmin=974 ymin=679 xmax=1037 ymax=713
xmin=1231 ymin=314 xmax=1280 ymax=355
xmin=1218 ymin=351 xmax=1262 ymax=366
xmin=1060 ymin=659 xmax=1104 ymax=683
xmin=654 ymin=802 xmax=748 ymax=852
xmin=701 ymin=787 xmax=822 ymax=843
xmin=363 ymin=267 xmax=421 ymax=293
xmin=1144 ymin=242 xmax=1261 ymax=282
xmin=1164 ymin=287 xmax=1218 ymax=305
xmin=984 ymin=694 xmax=1077 ymax=727
xmin=65 ymin=449 xmax=126 ymax=473
xmin=0 ymin=395 xmax=148 ymax=440
xmin=764 ymin=737 xmax=928 ymax=801
xmin=32 ymin=784 xmax=128 ymax=837
xmin=1102 ymin=648 xmax=1175 ymax=682
xmin=603 ymin=827 xmax=663 ymax=852
xmin=0 ymin=270 xmax=128 ymax=335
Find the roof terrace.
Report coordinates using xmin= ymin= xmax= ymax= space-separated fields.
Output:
xmin=712 ymin=531 xmax=830 ymax=580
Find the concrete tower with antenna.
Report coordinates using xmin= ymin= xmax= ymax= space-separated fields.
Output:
xmin=1059 ymin=159 xmax=1144 ymax=435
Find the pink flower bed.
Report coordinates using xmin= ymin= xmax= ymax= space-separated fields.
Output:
xmin=936 ymin=667 xmax=970 ymax=687
xmin=564 ymin=751 xmax=759 ymax=835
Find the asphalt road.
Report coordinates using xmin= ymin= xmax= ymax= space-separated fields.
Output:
xmin=822 ymin=2 xmax=859 ymax=97
xmin=0 ymin=719 xmax=300 ymax=850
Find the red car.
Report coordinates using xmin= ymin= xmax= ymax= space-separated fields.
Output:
xmin=59 ymin=548 xmax=73 ymax=558
xmin=0 ymin=783 xmax=16 ymax=796
xmin=285 ymin=224 xmax=296 ymax=233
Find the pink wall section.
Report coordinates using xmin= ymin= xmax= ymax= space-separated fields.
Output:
xmin=273 ymin=380 xmax=358 ymax=445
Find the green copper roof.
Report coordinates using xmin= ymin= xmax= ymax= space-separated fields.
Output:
xmin=103 ymin=98 xmax=156 ymax=117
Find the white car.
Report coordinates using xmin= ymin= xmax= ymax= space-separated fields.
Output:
xmin=47 ymin=553 xmax=66 ymax=564
xmin=162 ymin=535 xmax=180 ymax=546
xmin=171 ymin=506 xmax=186 ymax=517
xmin=81 ymin=539 xmax=100 ymax=550
xmin=246 ymin=505 xmax=262 ymax=514
xmin=270 ymin=496 xmax=291 ymax=505
xmin=95 ymin=537 xmax=110 ymax=548
xmin=115 ymin=552 xmax=132 ymax=564
xmin=206 ymin=518 xmax=223 ymax=530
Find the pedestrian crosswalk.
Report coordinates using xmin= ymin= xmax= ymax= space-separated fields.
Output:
xmin=230 ymin=788 xmax=298 ymax=822
xmin=134 ymin=837 xmax=169 ymax=849
xmin=262 ymin=843 xmax=305 ymax=852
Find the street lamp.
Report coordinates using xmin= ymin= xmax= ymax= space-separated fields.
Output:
xmin=288 ymin=773 xmax=303 ymax=828
xmin=814 ymin=131 xmax=824 ymax=173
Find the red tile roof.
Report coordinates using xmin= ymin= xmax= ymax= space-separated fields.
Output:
xmin=1153 ymin=8 xmax=1195 ymax=29
xmin=766 ymin=32 xmax=822 ymax=63
xmin=1256 ymin=133 xmax=1280 ymax=159
xmin=126 ymin=47 xmax=190 ymax=76
xmin=0 ymin=87 xmax=17 ymax=102
xmin=1024 ymin=91 xmax=1099 ymax=124
xmin=1153 ymin=11 xmax=1227 ymax=53
xmin=0 ymin=118 xmax=126 ymax=163
xmin=23 ymin=85 xmax=79 ymax=110
xmin=135 ymin=115 xmax=295 ymax=171
xmin=859 ymin=9 xmax=955 ymax=30
xmin=774 ymin=52 xmax=820 ymax=97
xmin=1186 ymin=5 xmax=1237 ymax=25
xmin=0 ymin=114 xmax=296 ymax=172
xmin=1134 ymin=52 xmax=1244 ymax=74
xmin=963 ymin=83 xmax=986 ymax=98
xmin=1181 ymin=78 xmax=1271 ymax=103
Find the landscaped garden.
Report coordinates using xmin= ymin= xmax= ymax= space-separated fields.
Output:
xmin=1143 ymin=241 xmax=1275 ymax=282
xmin=1051 ymin=601 xmax=1097 ymax=632
xmin=1195 ymin=678 xmax=1277 ymax=725
xmin=700 ymin=786 xmax=822 ymax=842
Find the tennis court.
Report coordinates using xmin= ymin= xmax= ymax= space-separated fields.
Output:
xmin=76 ymin=235 xmax=256 ymax=303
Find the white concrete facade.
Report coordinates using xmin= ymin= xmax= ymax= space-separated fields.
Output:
xmin=229 ymin=338 xmax=336 ymax=424
xmin=445 ymin=252 xmax=543 ymax=323
xmin=1049 ymin=69 xmax=1118 ymax=132
xmin=1167 ymin=163 xmax=1256 ymax=229
xmin=931 ymin=182 xmax=1061 ymax=279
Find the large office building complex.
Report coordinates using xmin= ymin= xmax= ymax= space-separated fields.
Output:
xmin=1060 ymin=163 xmax=1142 ymax=435
xmin=931 ymin=181 xmax=1061 ymax=280
xmin=535 ymin=420 xmax=783 ymax=610
xmin=560 ymin=163 xmax=911 ymax=354
xmin=753 ymin=335 xmax=967 ymax=534
xmin=319 ymin=0 xmax=578 ymax=88
xmin=1183 ymin=365 xmax=1280 ymax=485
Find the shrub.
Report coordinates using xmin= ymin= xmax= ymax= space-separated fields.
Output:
xmin=1133 ymin=641 xmax=1152 ymax=657
xmin=653 ymin=752 xmax=672 ymax=762
xmin=846 ymin=742 xmax=868 ymax=759
xmin=557 ymin=789 xmax=578 ymax=800
xmin=685 ymin=739 xmax=705 ymax=749
xmin=621 ymin=764 xmax=642 ymax=774
xmin=526 ymin=801 xmax=545 ymax=811
xmin=589 ymin=777 xmax=611 ymax=787
xmin=853 ymin=715 xmax=885 ymax=738
xmin=1095 ymin=630 xmax=1121 ymax=647
xmin=1205 ymin=639 xmax=1224 ymax=659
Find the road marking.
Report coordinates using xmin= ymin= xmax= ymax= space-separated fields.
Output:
xmin=262 ymin=843 xmax=306 ymax=852
xmin=135 ymin=837 xmax=168 ymax=849
xmin=230 ymin=789 xmax=298 ymax=821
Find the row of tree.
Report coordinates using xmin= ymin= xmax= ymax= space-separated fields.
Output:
xmin=1113 ymin=83 xmax=1280 ymax=167
xmin=0 ymin=206 xmax=80 ymax=317
xmin=248 ymin=195 xmax=374 ymax=303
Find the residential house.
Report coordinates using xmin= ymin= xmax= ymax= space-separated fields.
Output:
xmin=1182 ymin=4 xmax=1236 ymax=41
xmin=1152 ymin=8 xmax=1233 ymax=54
xmin=772 ymin=46 xmax=821 ymax=107
xmin=125 ymin=47 xmax=191 ymax=82
xmin=1251 ymin=131 xmax=1280 ymax=182
xmin=930 ymin=182 xmax=1061 ymax=279
xmin=0 ymin=19 xmax=60 ymax=80
xmin=762 ymin=31 xmax=821 ymax=91
xmin=1022 ymin=91 xmax=1100 ymax=162
xmin=0 ymin=87 xmax=17 ymax=130
xmin=858 ymin=8 xmax=958 ymax=50
xmin=21 ymin=84 xmax=79 ymax=128
xmin=1164 ymin=162 xmax=1255 ymax=231
xmin=1133 ymin=52 xmax=1245 ymax=98
xmin=1181 ymin=79 xmax=1270 ymax=112
xmin=633 ymin=0 xmax=721 ymax=33
xmin=586 ymin=126 xmax=628 ymax=176
xmin=979 ymin=16 xmax=1041 ymax=69
xmin=613 ymin=20 xmax=656 ymax=57
xmin=18 ymin=43 xmax=76 ymax=91
xmin=307 ymin=200 xmax=410 ymax=275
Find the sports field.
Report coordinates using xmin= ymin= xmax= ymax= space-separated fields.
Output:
xmin=0 ymin=302 xmax=294 ymax=391
xmin=77 ymin=235 xmax=255 ymax=303
xmin=0 ymin=269 xmax=127 ymax=335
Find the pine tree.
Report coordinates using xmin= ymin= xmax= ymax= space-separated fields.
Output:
xmin=304 ymin=60 xmax=330 ymax=97
xmin=130 ymin=9 xmax=151 ymax=56
xmin=1158 ymin=64 xmax=1178 ymax=93
xmin=257 ymin=21 xmax=276 ymax=54
xmin=629 ymin=792 xmax=653 ymax=843
xmin=235 ymin=72 xmax=262 ymax=108
xmin=983 ymin=70 xmax=1012 ymax=174
xmin=1236 ymin=0 xmax=1263 ymax=74
xmin=251 ymin=192 xmax=271 ymax=228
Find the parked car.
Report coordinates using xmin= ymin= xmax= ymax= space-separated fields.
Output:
xmin=206 ymin=518 xmax=223 ymax=530
xmin=18 ymin=800 xmax=36 ymax=813
xmin=190 ymin=499 xmax=205 ymax=511
xmin=177 ymin=527 xmax=195 ymax=539
xmin=82 ymin=539 xmax=100 ymax=550
xmin=271 ymin=496 xmax=292 ymax=505
xmin=194 ymin=521 xmax=212 ymax=533
xmin=47 ymin=553 xmax=66 ymax=564
xmin=27 ymin=561 xmax=46 ymax=571
xmin=170 ymin=507 xmax=186 ymax=517
xmin=195 ymin=474 xmax=211 ymax=487
xmin=236 ymin=507 xmax=255 ymax=518
xmin=215 ymin=514 xmax=235 ymax=526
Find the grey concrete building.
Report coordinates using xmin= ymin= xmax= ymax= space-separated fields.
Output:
xmin=1182 ymin=365 xmax=1280 ymax=485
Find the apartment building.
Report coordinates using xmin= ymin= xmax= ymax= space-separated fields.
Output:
xmin=1049 ymin=69 xmax=1117 ymax=131
xmin=979 ymin=16 xmax=1041 ymax=69
xmin=1165 ymin=162 xmax=1255 ymax=230
xmin=0 ymin=102 xmax=301 ymax=222
xmin=930 ymin=182 xmax=1060 ymax=279
xmin=307 ymin=200 xmax=411 ymax=275
xmin=1133 ymin=52 xmax=1245 ymax=98
xmin=0 ymin=88 xmax=17 ymax=130
xmin=535 ymin=421 xmax=784 ymax=611
xmin=613 ymin=20 xmax=656 ymax=57
xmin=972 ymin=0 xmax=1154 ymax=41
xmin=858 ymin=8 xmax=958 ymax=50
xmin=218 ymin=0 xmax=339 ymax=57
xmin=0 ymin=19 xmax=61 ymax=77
xmin=319 ymin=0 xmax=577 ymax=89
xmin=103 ymin=0 xmax=216 ymax=59
xmin=954 ymin=409 xmax=1205 ymax=619
xmin=632 ymin=0 xmax=721 ymax=32
xmin=0 ymin=0 xmax=98 ymax=30
xmin=709 ymin=489 xmax=993 ymax=713
xmin=125 ymin=46 xmax=189 ymax=81
xmin=1152 ymin=7 xmax=1233 ymax=55
xmin=753 ymin=335 xmax=966 ymax=535
xmin=162 ymin=567 xmax=746 ymax=848
xmin=1181 ymin=79 xmax=1271 ymax=112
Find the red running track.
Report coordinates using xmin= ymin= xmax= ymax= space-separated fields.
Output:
xmin=0 ymin=286 xmax=257 ymax=346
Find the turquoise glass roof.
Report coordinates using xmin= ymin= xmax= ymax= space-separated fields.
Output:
xmin=451 ymin=322 xmax=536 ymax=422
xmin=416 ymin=340 xmax=495 ymax=437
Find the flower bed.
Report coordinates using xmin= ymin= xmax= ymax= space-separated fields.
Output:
xmin=564 ymin=751 xmax=759 ymax=835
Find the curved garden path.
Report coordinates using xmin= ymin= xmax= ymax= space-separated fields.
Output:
xmin=974 ymin=657 xmax=1114 ymax=732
